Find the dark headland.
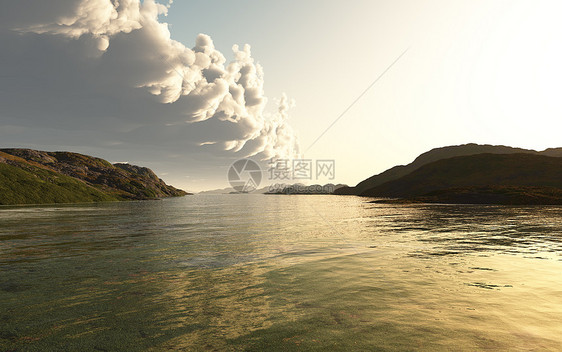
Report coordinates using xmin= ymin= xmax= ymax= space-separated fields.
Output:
xmin=336 ymin=144 xmax=562 ymax=205
xmin=0 ymin=149 xmax=189 ymax=205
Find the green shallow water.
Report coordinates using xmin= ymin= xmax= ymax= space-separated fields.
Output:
xmin=1 ymin=195 xmax=561 ymax=351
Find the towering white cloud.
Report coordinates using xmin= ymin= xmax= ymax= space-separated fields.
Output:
xmin=0 ymin=0 xmax=299 ymax=161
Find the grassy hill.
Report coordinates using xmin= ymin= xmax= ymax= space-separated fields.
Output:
xmin=361 ymin=153 xmax=562 ymax=204
xmin=0 ymin=155 xmax=118 ymax=205
xmin=0 ymin=149 xmax=188 ymax=205
xmin=336 ymin=144 xmax=562 ymax=195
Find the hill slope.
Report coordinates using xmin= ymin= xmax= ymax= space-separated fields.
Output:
xmin=0 ymin=149 xmax=188 ymax=205
xmin=361 ymin=153 xmax=562 ymax=204
xmin=336 ymin=144 xmax=562 ymax=195
xmin=0 ymin=159 xmax=118 ymax=205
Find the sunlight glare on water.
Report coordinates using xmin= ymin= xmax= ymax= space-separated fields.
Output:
xmin=1 ymin=195 xmax=561 ymax=351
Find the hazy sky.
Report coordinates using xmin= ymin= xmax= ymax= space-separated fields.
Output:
xmin=1 ymin=0 xmax=561 ymax=191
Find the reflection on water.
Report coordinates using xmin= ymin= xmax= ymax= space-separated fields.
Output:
xmin=1 ymin=196 xmax=561 ymax=351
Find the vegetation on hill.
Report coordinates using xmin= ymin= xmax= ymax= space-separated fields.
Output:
xmin=0 ymin=160 xmax=118 ymax=205
xmin=361 ymin=153 xmax=562 ymax=204
xmin=0 ymin=149 xmax=189 ymax=205
xmin=336 ymin=144 xmax=562 ymax=195
xmin=414 ymin=186 xmax=562 ymax=205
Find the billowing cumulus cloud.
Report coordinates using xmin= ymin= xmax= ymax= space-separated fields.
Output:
xmin=0 ymin=0 xmax=299 ymax=182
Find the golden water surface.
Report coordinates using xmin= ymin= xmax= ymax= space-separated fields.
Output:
xmin=1 ymin=195 xmax=561 ymax=351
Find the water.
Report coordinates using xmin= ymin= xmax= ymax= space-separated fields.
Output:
xmin=1 ymin=195 xmax=561 ymax=351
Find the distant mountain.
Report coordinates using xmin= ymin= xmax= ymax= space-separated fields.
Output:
xmin=336 ymin=144 xmax=562 ymax=195
xmin=198 ymin=187 xmax=236 ymax=195
xmin=198 ymin=186 xmax=271 ymax=194
xmin=265 ymin=183 xmax=348 ymax=195
xmin=199 ymin=183 xmax=348 ymax=195
xmin=0 ymin=149 xmax=189 ymax=205
xmin=362 ymin=153 xmax=562 ymax=204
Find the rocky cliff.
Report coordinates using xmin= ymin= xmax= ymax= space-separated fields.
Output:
xmin=0 ymin=149 xmax=189 ymax=205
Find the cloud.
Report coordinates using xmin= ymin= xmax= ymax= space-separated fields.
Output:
xmin=0 ymin=0 xmax=299 ymax=168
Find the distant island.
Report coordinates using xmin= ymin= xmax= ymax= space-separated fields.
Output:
xmin=265 ymin=183 xmax=348 ymax=195
xmin=199 ymin=184 xmax=348 ymax=195
xmin=337 ymin=144 xmax=562 ymax=205
xmin=0 ymin=149 xmax=189 ymax=205
xmin=198 ymin=186 xmax=272 ymax=195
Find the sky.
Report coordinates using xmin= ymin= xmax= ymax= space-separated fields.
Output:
xmin=1 ymin=0 xmax=561 ymax=192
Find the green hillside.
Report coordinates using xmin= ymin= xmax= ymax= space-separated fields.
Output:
xmin=0 ymin=149 xmax=189 ymax=205
xmin=415 ymin=186 xmax=562 ymax=205
xmin=0 ymin=162 xmax=118 ymax=205
xmin=361 ymin=153 xmax=562 ymax=204
xmin=337 ymin=144 xmax=562 ymax=195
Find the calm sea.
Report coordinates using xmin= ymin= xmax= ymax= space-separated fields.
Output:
xmin=1 ymin=195 xmax=561 ymax=351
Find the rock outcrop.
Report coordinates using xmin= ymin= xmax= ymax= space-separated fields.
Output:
xmin=0 ymin=149 xmax=189 ymax=205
